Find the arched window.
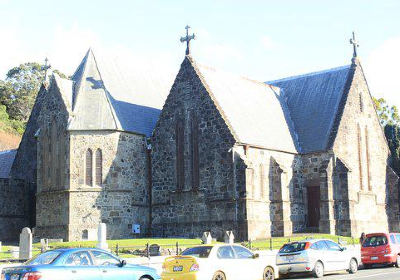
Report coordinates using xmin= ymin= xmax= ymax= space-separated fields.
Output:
xmin=357 ymin=124 xmax=363 ymax=190
xmin=51 ymin=120 xmax=57 ymax=187
xmin=259 ymin=164 xmax=265 ymax=198
xmin=86 ymin=149 xmax=93 ymax=186
xmin=176 ymin=118 xmax=185 ymax=191
xmin=42 ymin=129 xmax=48 ymax=189
xmin=190 ymin=115 xmax=199 ymax=190
xmin=359 ymin=93 xmax=364 ymax=113
xmin=95 ymin=149 xmax=103 ymax=186
xmin=365 ymin=126 xmax=371 ymax=191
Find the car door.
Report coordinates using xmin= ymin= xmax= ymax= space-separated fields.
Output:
xmin=315 ymin=241 xmax=331 ymax=271
xmin=231 ymin=245 xmax=259 ymax=280
xmin=216 ymin=246 xmax=238 ymax=280
xmin=91 ymin=250 xmax=131 ymax=280
xmin=395 ymin=234 xmax=400 ymax=255
xmin=63 ymin=250 xmax=101 ymax=280
xmin=324 ymin=240 xmax=347 ymax=271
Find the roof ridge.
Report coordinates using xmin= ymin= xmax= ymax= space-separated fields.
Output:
xmin=267 ymin=65 xmax=351 ymax=84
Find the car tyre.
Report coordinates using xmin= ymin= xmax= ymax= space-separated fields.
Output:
xmin=313 ymin=261 xmax=324 ymax=278
xmin=212 ymin=271 xmax=226 ymax=280
xmin=263 ymin=266 xmax=275 ymax=280
xmin=139 ymin=277 xmax=152 ymax=280
xmin=349 ymin=258 xmax=358 ymax=274
xmin=395 ymin=255 xmax=400 ymax=268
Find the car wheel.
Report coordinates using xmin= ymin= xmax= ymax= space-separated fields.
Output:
xmin=263 ymin=266 xmax=275 ymax=280
xmin=396 ymin=255 xmax=400 ymax=268
xmin=139 ymin=277 xmax=153 ymax=280
xmin=313 ymin=261 xmax=324 ymax=278
xmin=212 ymin=271 xmax=226 ymax=280
xmin=349 ymin=258 xmax=358 ymax=274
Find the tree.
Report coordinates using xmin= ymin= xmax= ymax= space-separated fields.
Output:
xmin=0 ymin=62 xmax=67 ymax=123
xmin=373 ymin=97 xmax=400 ymax=126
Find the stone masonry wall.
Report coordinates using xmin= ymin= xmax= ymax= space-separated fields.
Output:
xmin=151 ymin=57 xmax=242 ymax=241
xmin=332 ymin=61 xmax=393 ymax=236
xmin=0 ymin=179 xmax=31 ymax=240
xmin=68 ymin=131 xmax=149 ymax=241
xmin=34 ymin=79 xmax=71 ymax=240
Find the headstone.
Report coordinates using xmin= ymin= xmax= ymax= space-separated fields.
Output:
xmin=19 ymin=227 xmax=32 ymax=259
xmin=224 ymin=231 xmax=234 ymax=244
xmin=97 ymin=223 xmax=108 ymax=250
xmin=149 ymin=244 xmax=161 ymax=256
xmin=10 ymin=246 xmax=19 ymax=259
xmin=202 ymin=232 xmax=212 ymax=244
xmin=0 ymin=241 xmax=2 ymax=252
xmin=40 ymin=238 xmax=49 ymax=252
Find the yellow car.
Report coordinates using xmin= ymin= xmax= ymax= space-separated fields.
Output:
xmin=161 ymin=244 xmax=277 ymax=280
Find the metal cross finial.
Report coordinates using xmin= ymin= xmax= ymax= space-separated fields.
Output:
xmin=349 ymin=31 xmax=360 ymax=58
xmin=180 ymin=25 xmax=195 ymax=55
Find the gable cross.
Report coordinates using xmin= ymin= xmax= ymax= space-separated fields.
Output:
xmin=180 ymin=25 xmax=195 ymax=55
xmin=349 ymin=31 xmax=360 ymax=58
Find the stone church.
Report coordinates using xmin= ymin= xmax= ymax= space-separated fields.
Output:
xmin=2 ymin=34 xmax=399 ymax=241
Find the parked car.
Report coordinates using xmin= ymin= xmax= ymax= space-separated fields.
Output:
xmin=361 ymin=232 xmax=400 ymax=268
xmin=1 ymin=248 xmax=160 ymax=280
xmin=161 ymin=244 xmax=278 ymax=280
xmin=276 ymin=239 xmax=358 ymax=278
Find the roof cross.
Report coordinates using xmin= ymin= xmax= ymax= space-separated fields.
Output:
xmin=180 ymin=25 xmax=195 ymax=56
xmin=349 ymin=31 xmax=360 ymax=58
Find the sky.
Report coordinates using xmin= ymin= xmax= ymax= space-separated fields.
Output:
xmin=1 ymin=0 xmax=400 ymax=106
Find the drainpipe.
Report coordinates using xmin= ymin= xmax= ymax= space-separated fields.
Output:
xmin=146 ymin=138 xmax=153 ymax=237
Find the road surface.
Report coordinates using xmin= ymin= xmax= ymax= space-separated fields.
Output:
xmin=286 ymin=266 xmax=400 ymax=280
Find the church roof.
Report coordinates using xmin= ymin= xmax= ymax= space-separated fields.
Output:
xmin=194 ymin=61 xmax=299 ymax=154
xmin=268 ymin=65 xmax=352 ymax=153
xmin=68 ymin=49 xmax=177 ymax=136
xmin=0 ymin=149 xmax=17 ymax=178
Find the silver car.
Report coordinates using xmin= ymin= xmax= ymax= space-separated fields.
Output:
xmin=276 ymin=239 xmax=358 ymax=278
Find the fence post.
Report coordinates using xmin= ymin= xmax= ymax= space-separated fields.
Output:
xmin=176 ymin=242 xmax=179 ymax=255
xmin=146 ymin=243 xmax=150 ymax=258
xmin=270 ymin=238 xmax=272 ymax=251
xmin=288 ymin=238 xmax=291 ymax=243
xmin=352 ymin=237 xmax=355 ymax=246
xmin=249 ymin=240 xmax=252 ymax=250
xmin=338 ymin=237 xmax=340 ymax=244
xmin=116 ymin=243 xmax=119 ymax=256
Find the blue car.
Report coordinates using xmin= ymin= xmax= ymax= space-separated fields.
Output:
xmin=2 ymin=248 xmax=161 ymax=280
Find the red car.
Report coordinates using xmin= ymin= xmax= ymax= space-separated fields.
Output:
xmin=361 ymin=233 xmax=400 ymax=268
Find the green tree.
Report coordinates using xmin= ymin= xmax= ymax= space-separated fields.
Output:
xmin=0 ymin=62 xmax=67 ymax=123
xmin=373 ymin=97 xmax=400 ymax=126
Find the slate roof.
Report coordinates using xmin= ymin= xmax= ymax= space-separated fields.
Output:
xmin=68 ymin=49 xmax=177 ymax=136
xmin=268 ymin=65 xmax=352 ymax=153
xmin=195 ymin=62 xmax=298 ymax=154
xmin=0 ymin=149 xmax=17 ymax=178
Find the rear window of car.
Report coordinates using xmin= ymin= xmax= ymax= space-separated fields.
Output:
xmin=182 ymin=246 xmax=212 ymax=258
xmin=279 ymin=242 xmax=307 ymax=253
xmin=363 ymin=235 xmax=388 ymax=247
xmin=26 ymin=251 xmax=61 ymax=265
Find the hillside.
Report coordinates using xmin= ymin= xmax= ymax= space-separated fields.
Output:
xmin=0 ymin=131 xmax=21 ymax=151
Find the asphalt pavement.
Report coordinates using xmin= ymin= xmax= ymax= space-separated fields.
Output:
xmin=284 ymin=266 xmax=400 ymax=280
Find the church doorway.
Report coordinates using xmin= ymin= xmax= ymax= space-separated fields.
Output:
xmin=307 ymin=186 xmax=320 ymax=229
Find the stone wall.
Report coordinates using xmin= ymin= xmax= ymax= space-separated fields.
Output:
xmin=0 ymin=179 xmax=31 ymax=240
xmin=332 ymin=60 xmax=394 ymax=236
xmin=151 ymin=57 xmax=242 ymax=241
xmin=68 ymin=131 xmax=150 ymax=241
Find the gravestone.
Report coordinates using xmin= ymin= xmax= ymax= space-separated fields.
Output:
xmin=97 ymin=223 xmax=108 ymax=250
xmin=19 ymin=227 xmax=32 ymax=259
xmin=149 ymin=244 xmax=161 ymax=256
xmin=202 ymin=232 xmax=212 ymax=244
xmin=224 ymin=231 xmax=234 ymax=244
xmin=40 ymin=238 xmax=49 ymax=252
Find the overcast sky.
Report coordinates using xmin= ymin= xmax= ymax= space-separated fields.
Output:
xmin=1 ymin=0 xmax=400 ymax=106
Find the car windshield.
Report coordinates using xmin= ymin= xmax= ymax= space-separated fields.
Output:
xmin=363 ymin=236 xmax=388 ymax=247
xmin=181 ymin=246 xmax=213 ymax=258
xmin=279 ymin=242 xmax=307 ymax=253
xmin=26 ymin=251 xmax=61 ymax=265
